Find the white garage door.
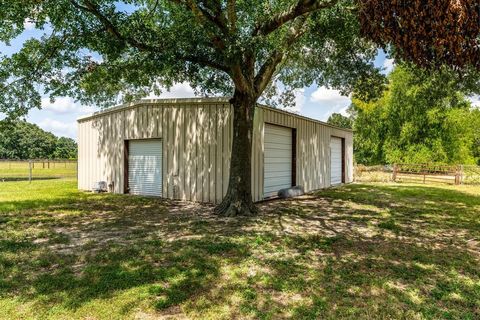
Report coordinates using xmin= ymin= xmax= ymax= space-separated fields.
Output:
xmin=264 ymin=124 xmax=292 ymax=198
xmin=330 ymin=137 xmax=343 ymax=185
xmin=128 ymin=140 xmax=163 ymax=196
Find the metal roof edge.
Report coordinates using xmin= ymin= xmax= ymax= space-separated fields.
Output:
xmin=77 ymin=97 xmax=231 ymax=122
xmin=77 ymin=97 xmax=352 ymax=133
xmin=256 ymin=103 xmax=353 ymax=133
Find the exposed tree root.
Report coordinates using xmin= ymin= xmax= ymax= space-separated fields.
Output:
xmin=214 ymin=193 xmax=258 ymax=216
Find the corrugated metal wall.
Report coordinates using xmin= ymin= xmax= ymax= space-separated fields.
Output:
xmin=78 ymin=98 xmax=353 ymax=204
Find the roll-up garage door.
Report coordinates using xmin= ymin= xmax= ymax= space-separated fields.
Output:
xmin=264 ymin=124 xmax=293 ymax=198
xmin=330 ymin=137 xmax=343 ymax=185
xmin=128 ymin=140 xmax=163 ymax=196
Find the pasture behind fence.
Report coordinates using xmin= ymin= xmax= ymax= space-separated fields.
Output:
xmin=354 ymin=165 xmax=393 ymax=183
xmin=0 ymin=159 xmax=77 ymax=181
xmin=462 ymin=165 xmax=480 ymax=185
xmin=355 ymin=163 xmax=480 ymax=185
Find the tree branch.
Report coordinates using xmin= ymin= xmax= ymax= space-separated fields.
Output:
xmin=182 ymin=54 xmax=230 ymax=73
xmin=71 ymin=0 xmax=230 ymax=74
xmin=70 ymin=0 xmax=157 ymax=52
xmin=253 ymin=0 xmax=337 ymax=37
xmin=254 ymin=16 xmax=308 ymax=94
xmin=200 ymin=0 xmax=229 ymax=33
xmin=231 ymin=64 xmax=251 ymax=92
xmin=227 ymin=0 xmax=237 ymax=33
xmin=168 ymin=0 xmax=227 ymax=51
xmin=146 ymin=0 xmax=160 ymax=19
xmin=170 ymin=0 xmax=228 ymax=34
xmin=0 ymin=32 xmax=68 ymax=93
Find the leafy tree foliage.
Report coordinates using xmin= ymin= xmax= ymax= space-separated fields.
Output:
xmin=359 ymin=0 xmax=480 ymax=70
xmin=0 ymin=120 xmax=77 ymax=159
xmin=468 ymin=108 xmax=480 ymax=164
xmin=327 ymin=112 xmax=352 ymax=129
xmin=53 ymin=137 xmax=78 ymax=159
xmin=1 ymin=1 xmax=479 ymax=214
xmin=352 ymin=65 xmax=480 ymax=165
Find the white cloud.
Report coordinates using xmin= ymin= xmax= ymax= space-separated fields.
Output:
xmin=280 ymin=88 xmax=305 ymax=113
xmin=337 ymin=105 xmax=349 ymax=116
xmin=28 ymin=97 xmax=96 ymax=140
xmin=383 ymin=58 xmax=395 ymax=74
xmin=468 ymin=95 xmax=480 ymax=108
xmin=23 ymin=19 xmax=35 ymax=30
xmin=322 ymin=105 xmax=350 ymax=121
xmin=147 ymin=82 xmax=196 ymax=99
xmin=41 ymin=96 xmax=92 ymax=115
xmin=41 ymin=97 xmax=77 ymax=113
xmin=308 ymin=86 xmax=352 ymax=121
xmin=293 ymin=88 xmax=305 ymax=112
xmin=37 ymin=118 xmax=77 ymax=139
xmin=310 ymin=86 xmax=351 ymax=107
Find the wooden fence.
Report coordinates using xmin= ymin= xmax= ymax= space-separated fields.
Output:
xmin=355 ymin=163 xmax=480 ymax=185
xmin=392 ymin=163 xmax=462 ymax=185
xmin=0 ymin=159 xmax=77 ymax=181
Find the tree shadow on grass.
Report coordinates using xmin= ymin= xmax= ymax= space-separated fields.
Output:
xmin=0 ymin=193 xmax=251 ymax=317
xmin=1 ymin=231 xmax=248 ymax=316
xmin=285 ymin=236 xmax=480 ymax=319
xmin=266 ymin=183 xmax=480 ymax=241
xmin=36 ymin=238 xmax=246 ymax=310
xmin=1 ymin=183 xmax=479 ymax=318
xmin=235 ymin=225 xmax=479 ymax=318
xmin=250 ymin=183 xmax=480 ymax=318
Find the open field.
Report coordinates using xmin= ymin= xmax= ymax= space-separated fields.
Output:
xmin=0 ymin=161 xmax=76 ymax=180
xmin=0 ymin=179 xmax=479 ymax=319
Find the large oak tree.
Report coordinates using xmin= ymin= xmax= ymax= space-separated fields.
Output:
xmin=1 ymin=0 xmax=479 ymax=215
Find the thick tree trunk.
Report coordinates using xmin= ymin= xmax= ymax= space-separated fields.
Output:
xmin=215 ymin=90 xmax=258 ymax=216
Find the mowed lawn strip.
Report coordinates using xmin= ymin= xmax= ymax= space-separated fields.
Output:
xmin=0 ymin=179 xmax=479 ymax=319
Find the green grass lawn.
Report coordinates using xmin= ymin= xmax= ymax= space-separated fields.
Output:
xmin=0 ymin=179 xmax=479 ymax=319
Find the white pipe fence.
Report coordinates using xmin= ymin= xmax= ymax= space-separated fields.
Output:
xmin=0 ymin=159 xmax=77 ymax=182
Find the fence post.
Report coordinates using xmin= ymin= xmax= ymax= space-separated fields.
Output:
xmin=29 ymin=160 xmax=32 ymax=183
xmin=460 ymin=165 xmax=464 ymax=185
xmin=455 ymin=165 xmax=462 ymax=185
xmin=392 ymin=164 xmax=397 ymax=182
xmin=423 ymin=164 xmax=426 ymax=184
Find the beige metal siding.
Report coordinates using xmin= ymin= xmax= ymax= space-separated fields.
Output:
xmin=253 ymin=107 xmax=354 ymax=201
xmin=77 ymin=98 xmax=353 ymax=203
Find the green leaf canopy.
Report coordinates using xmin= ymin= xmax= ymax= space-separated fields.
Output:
xmin=0 ymin=0 xmax=384 ymax=116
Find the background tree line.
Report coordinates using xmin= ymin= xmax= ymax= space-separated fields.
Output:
xmin=328 ymin=65 xmax=480 ymax=166
xmin=0 ymin=120 xmax=77 ymax=160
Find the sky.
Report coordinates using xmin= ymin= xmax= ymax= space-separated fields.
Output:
xmin=0 ymin=11 xmax=477 ymax=140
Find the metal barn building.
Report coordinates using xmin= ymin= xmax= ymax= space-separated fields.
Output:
xmin=77 ymin=98 xmax=353 ymax=203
